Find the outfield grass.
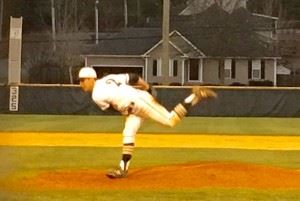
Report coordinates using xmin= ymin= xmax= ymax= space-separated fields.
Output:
xmin=0 ymin=114 xmax=300 ymax=135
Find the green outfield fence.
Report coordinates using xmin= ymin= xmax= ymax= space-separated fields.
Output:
xmin=1 ymin=84 xmax=300 ymax=117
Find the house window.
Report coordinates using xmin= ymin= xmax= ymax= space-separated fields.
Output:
xmin=218 ymin=59 xmax=224 ymax=79
xmin=152 ymin=59 xmax=161 ymax=76
xmin=261 ymin=60 xmax=265 ymax=79
xmin=169 ymin=59 xmax=178 ymax=77
xmin=248 ymin=60 xmax=252 ymax=79
xmin=232 ymin=59 xmax=236 ymax=79
xmin=248 ymin=59 xmax=266 ymax=80
xmin=252 ymin=59 xmax=261 ymax=80
xmin=252 ymin=69 xmax=260 ymax=79
xmin=272 ymin=21 xmax=277 ymax=38
xmin=224 ymin=59 xmax=235 ymax=79
xmin=189 ymin=59 xmax=200 ymax=81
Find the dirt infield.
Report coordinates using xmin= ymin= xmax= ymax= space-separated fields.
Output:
xmin=6 ymin=162 xmax=300 ymax=191
xmin=2 ymin=132 xmax=300 ymax=191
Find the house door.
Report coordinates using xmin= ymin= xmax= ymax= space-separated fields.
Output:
xmin=188 ymin=59 xmax=201 ymax=82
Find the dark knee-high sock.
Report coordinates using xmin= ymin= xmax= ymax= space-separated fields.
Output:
xmin=120 ymin=143 xmax=134 ymax=171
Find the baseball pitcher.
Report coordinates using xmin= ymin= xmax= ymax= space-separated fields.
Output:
xmin=78 ymin=67 xmax=217 ymax=179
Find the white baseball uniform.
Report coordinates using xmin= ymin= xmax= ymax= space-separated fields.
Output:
xmin=91 ymin=73 xmax=183 ymax=144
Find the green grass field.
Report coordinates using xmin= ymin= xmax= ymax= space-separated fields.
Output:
xmin=0 ymin=115 xmax=300 ymax=201
xmin=1 ymin=146 xmax=300 ymax=201
xmin=1 ymin=114 xmax=300 ymax=135
xmin=2 ymin=189 xmax=300 ymax=201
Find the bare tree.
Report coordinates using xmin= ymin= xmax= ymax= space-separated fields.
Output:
xmin=247 ymin=0 xmax=288 ymax=19
xmin=136 ymin=0 xmax=141 ymax=19
xmin=55 ymin=33 xmax=84 ymax=83
xmin=51 ymin=0 xmax=87 ymax=83
xmin=260 ymin=0 xmax=281 ymax=16
xmin=74 ymin=0 xmax=78 ymax=31
xmin=53 ymin=0 xmax=88 ymax=33
xmin=23 ymin=0 xmax=90 ymax=84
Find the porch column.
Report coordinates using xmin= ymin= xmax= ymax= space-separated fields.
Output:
xmin=144 ymin=57 xmax=148 ymax=82
xmin=200 ymin=58 xmax=203 ymax=83
xmin=181 ymin=59 xmax=185 ymax=85
xmin=273 ymin=59 xmax=277 ymax=86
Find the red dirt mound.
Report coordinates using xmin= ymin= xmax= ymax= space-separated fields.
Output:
xmin=10 ymin=162 xmax=300 ymax=190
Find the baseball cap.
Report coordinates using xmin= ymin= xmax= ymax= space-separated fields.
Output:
xmin=78 ymin=67 xmax=97 ymax=79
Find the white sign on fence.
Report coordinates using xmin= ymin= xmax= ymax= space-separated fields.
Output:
xmin=9 ymin=86 xmax=19 ymax=111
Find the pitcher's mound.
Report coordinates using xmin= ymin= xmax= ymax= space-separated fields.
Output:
xmin=15 ymin=162 xmax=300 ymax=190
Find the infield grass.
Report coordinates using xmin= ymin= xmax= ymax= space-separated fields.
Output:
xmin=1 ymin=147 xmax=300 ymax=201
xmin=2 ymin=189 xmax=300 ymax=201
xmin=1 ymin=147 xmax=300 ymax=172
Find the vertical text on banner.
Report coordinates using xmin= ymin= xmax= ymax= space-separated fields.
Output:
xmin=9 ymin=86 xmax=19 ymax=111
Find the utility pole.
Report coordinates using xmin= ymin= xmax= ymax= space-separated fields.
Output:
xmin=0 ymin=0 xmax=3 ymax=41
xmin=74 ymin=0 xmax=78 ymax=31
xmin=124 ymin=0 xmax=128 ymax=28
xmin=162 ymin=0 xmax=170 ymax=85
xmin=95 ymin=0 xmax=99 ymax=44
xmin=137 ymin=0 xmax=141 ymax=22
xmin=51 ymin=0 xmax=56 ymax=51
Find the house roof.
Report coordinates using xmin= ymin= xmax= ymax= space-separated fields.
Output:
xmin=143 ymin=30 xmax=204 ymax=57
xmin=278 ymin=20 xmax=300 ymax=29
xmin=169 ymin=31 xmax=205 ymax=57
xmin=89 ymin=28 xmax=161 ymax=55
xmin=277 ymin=64 xmax=291 ymax=75
xmin=180 ymin=0 xmax=248 ymax=15
xmin=172 ymin=5 xmax=277 ymax=57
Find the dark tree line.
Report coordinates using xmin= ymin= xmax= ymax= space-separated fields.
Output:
xmin=1 ymin=0 xmax=164 ymax=36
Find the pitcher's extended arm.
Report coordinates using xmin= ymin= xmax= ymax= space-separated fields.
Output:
xmin=128 ymin=73 xmax=150 ymax=92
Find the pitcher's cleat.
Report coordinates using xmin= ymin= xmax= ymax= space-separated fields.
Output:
xmin=106 ymin=168 xmax=128 ymax=179
xmin=191 ymin=87 xmax=217 ymax=105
